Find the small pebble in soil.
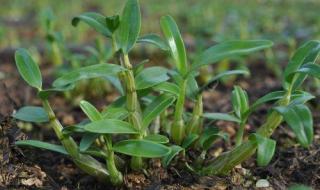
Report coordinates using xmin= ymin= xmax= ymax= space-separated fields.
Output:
xmin=256 ymin=179 xmax=270 ymax=188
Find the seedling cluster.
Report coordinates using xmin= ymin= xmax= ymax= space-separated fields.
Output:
xmin=12 ymin=0 xmax=320 ymax=186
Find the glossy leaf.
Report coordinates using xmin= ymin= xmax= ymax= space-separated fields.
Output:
xmin=15 ymin=140 xmax=68 ymax=155
xmin=142 ymin=94 xmax=175 ymax=129
xmin=102 ymin=107 xmax=129 ymax=120
xmin=80 ymin=100 xmax=102 ymax=121
xmin=117 ymin=0 xmax=141 ymax=53
xmin=182 ymin=133 xmax=199 ymax=149
xmin=249 ymin=133 xmax=276 ymax=166
xmin=13 ymin=106 xmax=49 ymax=123
xmin=162 ymin=145 xmax=184 ymax=167
xmin=199 ymin=127 xmax=228 ymax=150
xmin=283 ymin=40 xmax=320 ymax=90
xmin=144 ymin=134 xmax=169 ymax=144
xmin=231 ymin=86 xmax=249 ymax=119
xmin=62 ymin=125 xmax=86 ymax=135
xmin=83 ymin=119 xmax=138 ymax=134
xmin=192 ymin=40 xmax=273 ymax=71
xmin=72 ymin=12 xmax=112 ymax=37
xmin=53 ymin=64 xmax=123 ymax=87
xmin=113 ymin=139 xmax=170 ymax=158
xmin=202 ymin=113 xmax=241 ymax=123
xmin=135 ymin=66 xmax=169 ymax=90
xmin=137 ymin=33 xmax=169 ymax=51
xmin=80 ymin=133 xmax=99 ymax=151
xmin=38 ymin=84 xmax=75 ymax=99
xmin=153 ymin=82 xmax=180 ymax=97
xmin=15 ymin=48 xmax=42 ymax=89
xmin=274 ymin=104 xmax=313 ymax=147
xmin=199 ymin=70 xmax=249 ymax=93
xmin=160 ymin=15 xmax=188 ymax=76
xmin=295 ymin=63 xmax=320 ymax=79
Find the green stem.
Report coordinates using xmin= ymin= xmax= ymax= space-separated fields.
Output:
xmin=41 ymin=99 xmax=110 ymax=181
xmin=186 ymin=94 xmax=203 ymax=135
xmin=235 ymin=121 xmax=246 ymax=146
xmin=171 ymin=79 xmax=187 ymax=145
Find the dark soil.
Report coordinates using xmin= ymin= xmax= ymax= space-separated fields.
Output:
xmin=1 ymin=52 xmax=319 ymax=189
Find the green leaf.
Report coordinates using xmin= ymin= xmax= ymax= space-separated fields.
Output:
xmin=13 ymin=106 xmax=49 ymax=123
xmin=162 ymin=145 xmax=184 ymax=167
xmin=83 ymin=119 xmax=138 ymax=134
xmin=283 ymin=40 xmax=320 ymax=90
xmin=80 ymin=100 xmax=102 ymax=121
xmin=133 ymin=59 xmax=149 ymax=76
xmin=53 ymin=64 xmax=123 ymax=87
xmin=117 ymin=0 xmax=141 ymax=53
xmin=199 ymin=127 xmax=228 ymax=150
xmin=72 ymin=12 xmax=112 ymax=37
xmin=15 ymin=48 xmax=42 ymax=89
xmin=38 ymin=84 xmax=75 ymax=99
xmin=15 ymin=140 xmax=68 ymax=155
xmin=202 ymin=113 xmax=241 ymax=123
xmin=80 ymin=133 xmax=99 ymax=151
xmin=160 ymin=15 xmax=188 ymax=76
xmin=81 ymin=147 xmax=108 ymax=158
xmin=295 ymin=63 xmax=320 ymax=79
xmin=142 ymin=94 xmax=175 ymax=129
xmin=135 ymin=66 xmax=169 ymax=90
xmin=62 ymin=125 xmax=86 ymax=135
xmin=144 ymin=134 xmax=169 ymax=144
xmin=102 ymin=107 xmax=129 ymax=120
xmin=137 ymin=33 xmax=169 ymax=51
xmin=113 ymin=139 xmax=170 ymax=158
xmin=186 ymin=75 xmax=199 ymax=100
xmin=199 ymin=70 xmax=249 ymax=93
xmin=249 ymin=133 xmax=276 ymax=167
xmin=106 ymin=15 xmax=120 ymax=33
xmin=288 ymin=184 xmax=312 ymax=190
xmin=274 ymin=104 xmax=313 ymax=147
xmin=192 ymin=40 xmax=273 ymax=71
xmin=153 ymin=82 xmax=180 ymax=97
xmin=182 ymin=133 xmax=199 ymax=149
xmin=231 ymin=86 xmax=249 ymax=119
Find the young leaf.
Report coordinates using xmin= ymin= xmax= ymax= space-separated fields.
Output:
xmin=153 ymin=82 xmax=180 ymax=97
xmin=199 ymin=70 xmax=249 ymax=93
xmin=113 ymin=139 xmax=170 ymax=158
xmin=80 ymin=100 xmax=102 ymax=121
xmin=15 ymin=140 xmax=68 ymax=155
xmin=38 ymin=84 xmax=75 ymax=99
xmin=83 ymin=119 xmax=138 ymax=134
xmin=144 ymin=134 xmax=169 ymax=144
xmin=72 ymin=12 xmax=112 ymax=37
xmin=283 ymin=40 xmax=320 ymax=90
xmin=13 ymin=106 xmax=49 ymax=123
xmin=162 ymin=145 xmax=184 ymax=167
xmin=182 ymin=133 xmax=199 ymax=149
xmin=199 ymin=127 xmax=228 ymax=150
xmin=160 ymin=15 xmax=188 ymax=76
xmin=80 ymin=133 xmax=100 ymax=152
xmin=202 ymin=113 xmax=241 ymax=123
xmin=15 ymin=48 xmax=42 ymax=89
xmin=274 ymin=104 xmax=313 ymax=147
xmin=53 ymin=64 xmax=123 ymax=87
xmin=192 ymin=40 xmax=273 ymax=71
xmin=142 ymin=94 xmax=175 ymax=129
xmin=249 ymin=133 xmax=276 ymax=167
xmin=137 ymin=33 xmax=169 ymax=51
xmin=186 ymin=75 xmax=199 ymax=100
xmin=231 ymin=86 xmax=249 ymax=119
xmin=106 ymin=15 xmax=120 ymax=33
xmin=135 ymin=66 xmax=169 ymax=90
xmin=117 ymin=0 xmax=141 ymax=53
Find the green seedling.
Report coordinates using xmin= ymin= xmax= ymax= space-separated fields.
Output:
xmin=12 ymin=0 xmax=320 ymax=187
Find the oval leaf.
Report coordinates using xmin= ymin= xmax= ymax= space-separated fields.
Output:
xmin=117 ymin=0 xmax=141 ymax=53
xmin=231 ymin=86 xmax=249 ymax=119
xmin=53 ymin=64 xmax=123 ymax=87
xmin=83 ymin=119 xmax=137 ymax=134
xmin=15 ymin=48 xmax=42 ymax=89
xmin=192 ymin=40 xmax=273 ymax=71
xmin=80 ymin=100 xmax=102 ymax=121
xmin=13 ymin=106 xmax=49 ymax=123
xmin=72 ymin=12 xmax=112 ymax=37
xmin=160 ymin=15 xmax=188 ymax=76
xmin=249 ymin=133 xmax=276 ymax=167
xmin=113 ymin=139 xmax=170 ymax=158
xmin=135 ymin=66 xmax=169 ymax=90
xmin=15 ymin=140 xmax=68 ymax=155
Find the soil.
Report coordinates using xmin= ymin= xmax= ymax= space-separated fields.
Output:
xmin=1 ymin=51 xmax=319 ymax=190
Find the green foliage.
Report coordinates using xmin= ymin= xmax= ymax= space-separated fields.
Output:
xmin=15 ymin=140 xmax=68 ymax=155
xmin=249 ymin=134 xmax=276 ymax=166
xmin=13 ymin=106 xmax=49 ymax=123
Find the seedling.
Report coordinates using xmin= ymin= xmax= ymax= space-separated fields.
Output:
xmin=12 ymin=0 xmax=320 ymax=186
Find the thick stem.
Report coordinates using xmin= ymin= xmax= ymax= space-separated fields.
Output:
xmin=41 ymin=99 xmax=110 ymax=181
xmin=235 ymin=121 xmax=246 ymax=146
xmin=171 ymin=79 xmax=187 ymax=144
xmin=200 ymin=90 xmax=292 ymax=175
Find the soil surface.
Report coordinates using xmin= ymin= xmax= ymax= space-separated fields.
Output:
xmin=1 ymin=52 xmax=319 ymax=189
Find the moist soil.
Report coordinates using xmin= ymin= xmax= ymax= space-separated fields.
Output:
xmin=0 ymin=52 xmax=319 ymax=190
